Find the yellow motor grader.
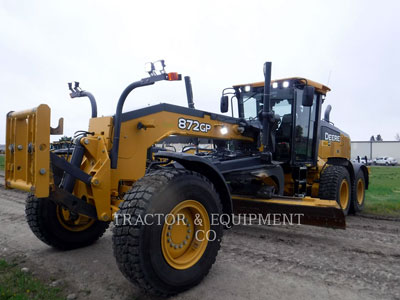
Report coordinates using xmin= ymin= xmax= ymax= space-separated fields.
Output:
xmin=5 ymin=61 xmax=368 ymax=296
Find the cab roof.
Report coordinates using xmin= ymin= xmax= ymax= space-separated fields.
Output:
xmin=233 ymin=77 xmax=331 ymax=95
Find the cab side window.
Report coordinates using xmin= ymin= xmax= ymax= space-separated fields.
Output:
xmin=294 ymin=89 xmax=318 ymax=162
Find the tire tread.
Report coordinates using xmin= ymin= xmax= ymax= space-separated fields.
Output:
xmin=25 ymin=194 xmax=109 ymax=250
xmin=112 ymin=169 xmax=222 ymax=296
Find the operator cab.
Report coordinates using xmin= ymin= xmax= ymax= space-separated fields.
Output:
xmin=231 ymin=78 xmax=330 ymax=166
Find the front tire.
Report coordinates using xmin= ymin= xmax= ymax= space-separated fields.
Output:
xmin=112 ymin=169 xmax=223 ymax=296
xmin=25 ymin=194 xmax=109 ymax=250
xmin=319 ymin=166 xmax=351 ymax=215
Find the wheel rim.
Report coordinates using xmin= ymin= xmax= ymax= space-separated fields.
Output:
xmin=339 ymin=179 xmax=350 ymax=209
xmin=357 ymin=179 xmax=365 ymax=205
xmin=56 ymin=206 xmax=95 ymax=232
xmin=161 ymin=200 xmax=210 ymax=270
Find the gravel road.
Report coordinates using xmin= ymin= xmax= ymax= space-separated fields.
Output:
xmin=0 ymin=180 xmax=399 ymax=300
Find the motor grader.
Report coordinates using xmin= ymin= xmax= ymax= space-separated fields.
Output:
xmin=5 ymin=61 xmax=368 ymax=296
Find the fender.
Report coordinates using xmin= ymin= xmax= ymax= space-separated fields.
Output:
xmin=327 ymin=157 xmax=369 ymax=189
xmin=153 ymin=152 xmax=233 ymax=215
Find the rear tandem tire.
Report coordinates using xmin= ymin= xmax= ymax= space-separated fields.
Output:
xmin=351 ymin=171 xmax=366 ymax=213
xmin=112 ymin=169 xmax=223 ymax=296
xmin=318 ymin=165 xmax=351 ymax=216
xmin=25 ymin=194 xmax=109 ymax=250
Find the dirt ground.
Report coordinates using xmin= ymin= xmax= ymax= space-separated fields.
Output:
xmin=0 ymin=179 xmax=399 ymax=300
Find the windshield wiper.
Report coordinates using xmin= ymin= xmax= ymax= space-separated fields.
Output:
xmin=242 ymin=92 xmax=258 ymax=103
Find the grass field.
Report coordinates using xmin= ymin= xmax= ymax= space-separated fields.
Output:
xmin=0 ymin=259 xmax=64 ymax=300
xmin=364 ymin=167 xmax=400 ymax=217
xmin=0 ymin=155 xmax=4 ymax=171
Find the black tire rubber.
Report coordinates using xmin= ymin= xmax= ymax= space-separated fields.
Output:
xmin=112 ymin=169 xmax=223 ymax=296
xmin=25 ymin=194 xmax=109 ymax=250
xmin=318 ymin=165 xmax=351 ymax=216
xmin=351 ymin=170 xmax=366 ymax=213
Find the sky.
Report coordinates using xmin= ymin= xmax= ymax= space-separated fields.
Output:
xmin=1 ymin=0 xmax=399 ymax=143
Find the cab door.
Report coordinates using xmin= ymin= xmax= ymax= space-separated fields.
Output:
xmin=292 ymin=89 xmax=321 ymax=165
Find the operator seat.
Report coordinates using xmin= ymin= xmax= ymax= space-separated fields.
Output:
xmin=276 ymin=114 xmax=292 ymax=142
xmin=275 ymin=114 xmax=292 ymax=160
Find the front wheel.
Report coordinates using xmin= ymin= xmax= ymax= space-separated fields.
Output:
xmin=112 ymin=169 xmax=223 ymax=296
xmin=25 ymin=194 xmax=109 ymax=250
xmin=319 ymin=166 xmax=351 ymax=215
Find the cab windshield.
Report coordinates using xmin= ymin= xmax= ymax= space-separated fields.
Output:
xmin=242 ymin=92 xmax=263 ymax=120
xmin=240 ymin=91 xmax=293 ymax=121
xmin=239 ymin=87 xmax=318 ymax=163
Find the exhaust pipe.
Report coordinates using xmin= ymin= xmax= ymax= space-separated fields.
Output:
xmin=184 ymin=76 xmax=195 ymax=109
xmin=324 ymin=104 xmax=332 ymax=123
xmin=262 ymin=62 xmax=272 ymax=159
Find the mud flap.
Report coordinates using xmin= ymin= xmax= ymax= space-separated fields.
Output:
xmin=232 ymin=196 xmax=346 ymax=229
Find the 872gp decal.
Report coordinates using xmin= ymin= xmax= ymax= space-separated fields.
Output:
xmin=178 ymin=118 xmax=212 ymax=133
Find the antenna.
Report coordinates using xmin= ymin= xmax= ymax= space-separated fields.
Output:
xmin=327 ymin=70 xmax=332 ymax=86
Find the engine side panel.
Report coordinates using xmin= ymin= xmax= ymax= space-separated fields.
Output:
xmin=318 ymin=120 xmax=350 ymax=160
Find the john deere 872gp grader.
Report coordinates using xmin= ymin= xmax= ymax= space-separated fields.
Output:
xmin=5 ymin=61 xmax=368 ymax=296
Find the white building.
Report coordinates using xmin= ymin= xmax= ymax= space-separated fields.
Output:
xmin=351 ymin=141 xmax=400 ymax=161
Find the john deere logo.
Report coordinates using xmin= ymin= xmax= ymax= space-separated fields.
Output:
xmin=325 ymin=132 xmax=341 ymax=143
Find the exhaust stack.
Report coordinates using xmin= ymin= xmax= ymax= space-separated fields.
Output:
xmin=324 ymin=104 xmax=332 ymax=123
xmin=184 ymin=76 xmax=195 ymax=109
xmin=262 ymin=62 xmax=273 ymax=159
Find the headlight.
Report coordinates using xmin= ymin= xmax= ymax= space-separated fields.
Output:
xmin=244 ymin=85 xmax=251 ymax=92
xmin=154 ymin=60 xmax=166 ymax=72
xmin=283 ymin=81 xmax=289 ymax=88
xmin=272 ymin=82 xmax=278 ymax=88
xmin=220 ymin=127 xmax=228 ymax=135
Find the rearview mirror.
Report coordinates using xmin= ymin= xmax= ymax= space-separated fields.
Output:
xmin=302 ymin=85 xmax=315 ymax=107
xmin=220 ymin=96 xmax=229 ymax=113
